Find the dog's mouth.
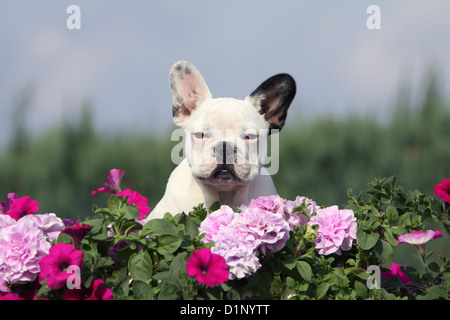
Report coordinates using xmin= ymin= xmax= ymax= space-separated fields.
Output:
xmin=209 ymin=164 xmax=239 ymax=183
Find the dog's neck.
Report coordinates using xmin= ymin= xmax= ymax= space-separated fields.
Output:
xmin=217 ymin=187 xmax=249 ymax=211
xmin=197 ymin=178 xmax=250 ymax=212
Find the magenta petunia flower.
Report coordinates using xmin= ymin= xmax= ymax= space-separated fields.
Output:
xmin=39 ymin=243 xmax=84 ymax=290
xmin=0 ymin=293 xmax=25 ymax=300
xmin=5 ymin=196 xmax=39 ymax=221
xmin=186 ymin=248 xmax=229 ymax=287
xmin=92 ymin=169 xmax=125 ymax=195
xmin=61 ymin=223 xmax=92 ymax=249
xmin=62 ymin=279 xmax=114 ymax=300
xmin=434 ymin=179 xmax=450 ymax=204
xmin=308 ymin=206 xmax=357 ymax=256
xmin=398 ymin=230 xmax=443 ymax=247
xmin=381 ymin=262 xmax=414 ymax=293
xmin=117 ymin=189 xmax=151 ymax=219
xmin=0 ymin=193 xmax=18 ymax=214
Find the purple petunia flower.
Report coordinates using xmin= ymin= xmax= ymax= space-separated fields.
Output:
xmin=92 ymin=169 xmax=125 ymax=195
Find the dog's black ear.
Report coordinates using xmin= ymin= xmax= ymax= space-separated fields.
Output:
xmin=169 ymin=60 xmax=212 ymax=127
xmin=246 ymin=74 xmax=296 ymax=133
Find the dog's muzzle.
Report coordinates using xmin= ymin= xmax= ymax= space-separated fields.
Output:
xmin=210 ymin=163 xmax=238 ymax=182
xmin=209 ymin=141 xmax=239 ymax=182
xmin=214 ymin=141 xmax=237 ymax=165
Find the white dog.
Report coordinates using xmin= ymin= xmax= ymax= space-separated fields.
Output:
xmin=149 ymin=61 xmax=296 ymax=219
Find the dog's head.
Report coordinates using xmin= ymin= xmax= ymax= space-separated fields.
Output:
xmin=169 ymin=60 xmax=296 ymax=191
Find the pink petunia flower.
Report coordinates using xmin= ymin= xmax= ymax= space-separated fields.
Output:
xmin=244 ymin=195 xmax=286 ymax=215
xmin=397 ymin=230 xmax=443 ymax=246
xmin=434 ymin=179 xmax=450 ymax=204
xmin=210 ymin=227 xmax=261 ymax=280
xmin=308 ymin=206 xmax=357 ymax=256
xmin=199 ymin=205 xmax=236 ymax=243
xmin=232 ymin=207 xmax=290 ymax=255
xmin=284 ymin=196 xmax=317 ymax=230
xmin=186 ymin=248 xmax=229 ymax=288
xmin=30 ymin=213 xmax=65 ymax=241
xmin=92 ymin=169 xmax=125 ymax=195
xmin=39 ymin=243 xmax=84 ymax=290
xmin=117 ymin=189 xmax=151 ymax=219
xmin=0 ymin=214 xmax=52 ymax=290
xmin=398 ymin=230 xmax=443 ymax=260
xmin=62 ymin=279 xmax=114 ymax=300
xmin=5 ymin=196 xmax=39 ymax=221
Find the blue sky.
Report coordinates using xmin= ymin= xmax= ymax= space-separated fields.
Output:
xmin=1 ymin=1 xmax=449 ymax=147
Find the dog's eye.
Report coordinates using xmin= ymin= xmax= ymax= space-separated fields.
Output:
xmin=192 ymin=132 xmax=205 ymax=139
xmin=244 ymin=133 xmax=258 ymax=141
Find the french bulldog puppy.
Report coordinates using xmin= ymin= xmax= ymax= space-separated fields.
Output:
xmin=149 ymin=60 xmax=296 ymax=219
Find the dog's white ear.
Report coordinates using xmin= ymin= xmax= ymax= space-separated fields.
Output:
xmin=169 ymin=61 xmax=212 ymax=127
xmin=245 ymin=74 xmax=296 ymax=132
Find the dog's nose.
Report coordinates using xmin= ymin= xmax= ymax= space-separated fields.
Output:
xmin=214 ymin=141 xmax=236 ymax=165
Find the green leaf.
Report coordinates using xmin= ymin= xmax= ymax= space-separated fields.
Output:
xmin=144 ymin=219 xmax=179 ymax=236
xmin=157 ymin=284 xmax=179 ymax=300
xmin=345 ymin=267 xmax=370 ymax=280
xmin=178 ymin=214 xmax=199 ymax=238
xmin=357 ymin=228 xmax=380 ymax=250
xmin=132 ymin=280 xmax=154 ymax=300
xmin=283 ymin=258 xmax=297 ymax=271
xmin=386 ymin=206 xmax=398 ymax=224
xmin=157 ymin=235 xmax=182 ymax=255
xmin=120 ymin=205 xmax=140 ymax=219
xmin=383 ymin=227 xmax=398 ymax=246
xmin=128 ymin=250 xmax=153 ymax=284
xmin=315 ymin=282 xmax=329 ymax=300
xmin=355 ymin=280 xmax=368 ymax=299
xmin=109 ymin=268 xmax=130 ymax=298
xmin=390 ymin=225 xmax=406 ymax=235
xmin=374 ymin=240 xmax=394 ymax=267
xmin=296 ymin=261 xmax=312 ymax=282
xmin=116 ymin=244 xmax=135 ymax=266
xmin=423 ymin=285 xmax=447 ymax=299
xmin=169 ymin=252 xmax=188 ymax=282
xmin=56 ymin=232 xmax=74 ymax=244
xmin=107 ymin=195 xmax=122 ymax=215
xmin=270 ymin=275 xmax=284 ymax=299
xmin=427 ymin=262 xmax=440 ymax=273
xmin=208 ymin=201 xmax=221 ymax=213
